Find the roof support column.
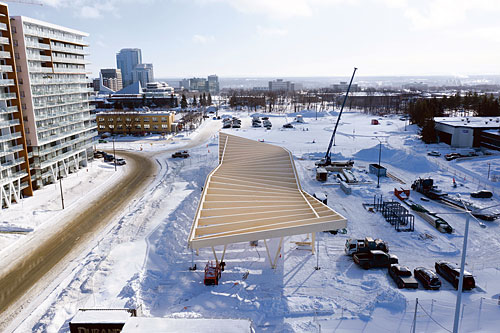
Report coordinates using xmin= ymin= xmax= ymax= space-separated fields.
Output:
xmin=264 ymin=237 xmax=283 ymax=269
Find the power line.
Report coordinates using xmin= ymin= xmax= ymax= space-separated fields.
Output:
xmin=418 ymin=302 xmax=452 ymax=333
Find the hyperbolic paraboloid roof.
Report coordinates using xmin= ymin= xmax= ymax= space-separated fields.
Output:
xmin=187 ymin=133 xmax=347 ymax=249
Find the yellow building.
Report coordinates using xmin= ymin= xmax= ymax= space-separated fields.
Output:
xmin=96 ymin=111 xmax=176 ymax=135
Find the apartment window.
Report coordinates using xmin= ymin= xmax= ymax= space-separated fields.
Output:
xmin=153 ymin=125 xmax=158 ymax=130
xmin=152 ymin=117 xmax=158 ymax=122
xmin=16 ymin=66 xmax=21 ymax=73
xmin=134 ymin=117 xmax=140 ymax=122
xmin=143 ymin=118 xmax=149 ymax=122
xmin=20 ymin=91 xmax=25 ymax=98
xmin=162 ymin=124 xmax=168 ymax=129
xmin=108 ymin=125 xmax=114 ymax=129
xmin=11 ymin=26 xmax=16 ymax=33
xmin=117 ymin=124 xmax=123 ymax=129
xmin=116 ymin=117 xmax=121 ymax=121
xmin=15 ymin=53 xmax=20 ymax=60
xmin=22 ymin=103 xmax=26 ymax=109
xmin=135 ymin=125 xmax=141 ymax=129
xmin=125 ymin=118 xmax=131 ymax=122
xmin=18 ymin=78 xmax=23 ymax=84
xmin=161 ymin=117 xmax=167 ymax=121
xmin=13 ymin=39 xmax=18 ymax=46
xmin=98 ymin=117 xmax=105 ymax=121
xmin=99 ymin=125 xmax=105 ymax=129
xmin=144 ymin=124 xmax=150 ymax=129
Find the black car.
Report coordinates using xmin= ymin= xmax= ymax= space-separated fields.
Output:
xmin=414 ymin=267 xmax=441 ymax=290
xmin=103 ymin=153 xmax=114 ymax=162
xmin=470 ymin=190 xmax=493 ymax=199
xmin=388 ymin=264 xmax=419 ymax=289
xmin=435 ymin=261 xmax=475 ymax=290
xmin=172 ymin=151 xmax=190 ymax=158
xmin=283 ymin=123 xmax=294 ymax=129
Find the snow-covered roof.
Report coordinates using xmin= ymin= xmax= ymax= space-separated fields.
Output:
xmin=188 ymin=133 xmax=347 ymax=249
xmin=114 ymin=81 xmax=143 ymax=95
xmin=434 ymin=116 xmax=500 ymax=128
xmin=122 ymin=318 xmax=253 ymax=332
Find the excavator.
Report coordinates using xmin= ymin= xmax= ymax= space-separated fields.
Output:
xmin=316 ymin=67 xmax=357 ymax=168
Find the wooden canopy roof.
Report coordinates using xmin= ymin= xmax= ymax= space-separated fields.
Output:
xmin=188 ymin=133 xmax=347 ymax=250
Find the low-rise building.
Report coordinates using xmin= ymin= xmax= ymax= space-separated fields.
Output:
xmin=434 ymin=116 xmax=500 ymax=148
xmin=269 ymin=79 xmax=294 ymax=92
xmin=96 ymin=110 xmax=176 ymax=135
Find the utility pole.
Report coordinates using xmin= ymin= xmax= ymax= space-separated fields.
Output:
xmin=59 ymin=176 xmax=64 ymax=209
xmin=376 ymin=137 xmax=382 ymax=188
xmin=453 ymin=210 xmax=471 ymax=333
xmin=412 ymin=298 xmax=418 ymax=333
xmin=487 ymin=163 xmax=491 ymax=180
xmin=314 ymin=232 xmax=320 ymax=270
xmin=113 ymin=137 xmax=117 ymax=172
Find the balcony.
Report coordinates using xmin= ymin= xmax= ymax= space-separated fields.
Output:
xmin=0 ymin=65 xmax=12 ymax=73
xmin=25 ymin=41 xmax=51 ymax=50
xmin=0 ymin=92 xmax=17 ymax=100
xmin=27 ymin=54 xmax=52 ymax=62
xmin=0 ymin=50 xmax=11 ymax=59
xmin=31 ymin=88 xmax=94 ymax=97
xmin=29 ymin=66 xmax=54 ymax=73
xmin=35 ymin=106 xmax=94 ymax=121
xmin=0 ymin=119 xmax=20 ymax=128
xmin=37 ymin=124 xmax=96 ymax=146
xmin=0 ymin=157 xmax=25 ymax=171
xmin=23 ymin=27 xmax=88 ymax=46
xmin=50 ymin=44 xmax=88 ymax=55
xmin=1 ymin=170 xmax=29 ymax=184
xmin=53 ymin=67 xmax=87 ymax=74
xmin=51 ymin=56 xmax=86 ymax=65
xmin=0 ymin=36 xmax=10 ymax=45
xmin=0 ymin=132 xmax=22 ymax=143
xmin=0 ymin=22 xmax=7 ymax=31
xmin=0 ymin=79 xmax=15 ymax=86
xmin=0 ymin=144 xmax=24 ymax=158
xmin=33 ymin=132 xmax=96 ymax=156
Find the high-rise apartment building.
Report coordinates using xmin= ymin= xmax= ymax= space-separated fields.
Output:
xmin=116 ymin=48 xmax=141 ymax=88
xmin=11 ymin=15 xmax=96 ymax=189
xmin=0 ymin=3 xmax=32 ymax=207
xmin=207 ymin=74 xmax=219 ymax=95
xmin=269 ymin=79 xmax=294 ymax=92
xmin=101 ymin=68 xmax=122 ymax=91
xmin=132 ymin=63 xmax=153 ymax=87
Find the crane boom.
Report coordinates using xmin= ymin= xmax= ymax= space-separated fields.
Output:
xmin=324 ymin=67 xmax=357 ymax=163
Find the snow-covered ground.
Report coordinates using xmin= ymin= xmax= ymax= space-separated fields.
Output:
xmin=5 ymin=111 xmax=500 ymax=332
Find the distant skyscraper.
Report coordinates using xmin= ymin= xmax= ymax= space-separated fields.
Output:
xmin=100 ymin=68 xmax=123 ymax=91
xmin=207 ymin=75 xmax=219 ymax=94
xmin=116 ymin=48 xmax=142 ymax=87
xmin=132 ymin=63 xmax=154 ymax=87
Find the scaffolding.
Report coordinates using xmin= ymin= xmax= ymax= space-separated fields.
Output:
xmin=373 ymin=195 xmax=414 ymax=232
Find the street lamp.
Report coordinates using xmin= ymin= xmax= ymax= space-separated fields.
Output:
xmin=375 ymin=137 xmax=382 ymax=188
xmin=487 ymin=163 xmax=491 ymax=180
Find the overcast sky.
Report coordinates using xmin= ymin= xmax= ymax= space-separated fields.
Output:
xmin=7 ymin=0 xmax=500 ymax=78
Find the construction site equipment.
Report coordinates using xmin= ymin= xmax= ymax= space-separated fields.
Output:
xmin=339 ymin=180 xmax=352 ymax=195
xmin=394 ymin=188 xmax=453 ymax=233
xmin=204 ymin=261 xmax=221 ymax=285
xmin=369 ymin=163 xmax=386 ymax=177
xmin=316 ymin=67 xmax=357 ymax=167
xmin=373 ymin=195 xmax=414 ymax=232
xmin=412 ymin=178 xmax=498 ymax=221
xmin=316 ymin=167 xmax=328 ymax=181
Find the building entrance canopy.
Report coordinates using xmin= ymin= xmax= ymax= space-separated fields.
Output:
xmin=188 ymin=133 xmax=347 ymax=250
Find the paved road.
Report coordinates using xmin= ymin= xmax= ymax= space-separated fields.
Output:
xmin=0 ymin=150 xmax=156 ymax=327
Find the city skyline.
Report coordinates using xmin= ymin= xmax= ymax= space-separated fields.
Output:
xmin=6 ymin=0 xmax=500 ymax=78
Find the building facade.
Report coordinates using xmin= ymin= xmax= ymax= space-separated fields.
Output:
xmin=101 ymin=68 xmax=122 ymax=91
xmin=269 ymin=79 xmax=294 ymax=92
xmin=207 ymin=74 xmax=219 ymax=94
xmin=11 ymin=15 xmax=96 ymax=189
xmin=132 ymin=63 xmax=153 ymax=87
xmin=96 ymin=110 xmax=176 ymax=135
xmin=116 ymin=48 xmax=141 ymax=88
xmin=434 ymin=117 xmax=500 ymax=148
xmin=0 ymin=3 xmax=32 ymax=207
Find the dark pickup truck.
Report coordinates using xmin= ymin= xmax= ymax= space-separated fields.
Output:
xmin=353 ymin=250 xmax=399 ymax=270
xmin=389 ymin=264 xmax=419 ymax=289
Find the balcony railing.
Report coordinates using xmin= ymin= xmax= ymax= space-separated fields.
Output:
xmin=0 ymin=65 xmax=12 ymax=72
xmin=0 ymin=50 xmax=11 ymax=59
xmin=0 ymin=119 xmax=20 ymax=128
xmin=0 ymin=22 xmax=7 ymax=31
xmin=0 ymin=144 xmax=24 ymax=158
xmin=27 ymin=54 xmax=52 ymax=62
xmin=50 ymin=44 xmax=87 ymax=55
xmin=23 ymin=27 xmax=88 ymax=46
xmin=0 ymin=157 xmax=25 ymax=171
xmin=0 ymin=92 xmax=17 ymax=100
xmin=31 ymin=88 xmax=93 ymax=97
xmin=0 ymin=132 xmax=22 ymax=143
xmin=33 ymin=132 xmax=96 ymax=156
xmin=25 ymin=41 xmax=51 ymax=50
xmin=38 ymin=125 xmax=96 ymax=146
xmin=0 ymin=36 xmax=10 ymax=45
xmin=0 ymin=79 xmax=15 ymax=86
xmin=53 ymin=67 xmax=87 ymax=74
xmin=51 ymin=56 xmax=86 ymax=65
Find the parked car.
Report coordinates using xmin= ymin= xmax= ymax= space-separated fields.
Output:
xmin=470 ymin=190 xmax=493 ymax=198
xmin=414 ymin=267 xmax=441 ymax=290
xmin=427 ymin=151 xmax=441 ymax=157
xmin=445 ymin=153 xmax=462 ymax=161
xmin=103 ymin=153 xmax=114 ymax=162
xmin=353 ymin=250 xmax=398 ymax=270
xmin=115 ymin=158 xmax=126 ymax=165
xmin=389 ymin=264 xmax=419 ymax=289
xmin=435 ymin=261 xmax=475 ymax=290
xmin=172 ymin=151 xmax=190 ymax=158
xmin=283 ymin=123 xmax=294 ymax=129
xmin=94 ymin=151 xmax=104 ymax=158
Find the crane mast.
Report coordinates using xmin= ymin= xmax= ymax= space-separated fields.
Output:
xmin=322 ymin=67 xmax=357 ymax=165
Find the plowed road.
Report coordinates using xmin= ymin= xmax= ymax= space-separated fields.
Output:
xmin=0 ymin=151 xmax=156 ymax=326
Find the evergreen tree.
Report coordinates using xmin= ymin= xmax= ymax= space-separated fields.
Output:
xmin=201 ymin=93 xmax=207 ymax=106
xmin=181 ymin=94 xmax=188 ymax=109
xmin=208 ymin=93 xmax=212 ymax=105
xmin=192 ymin=95 xmax=197 ymax=107
xmin=420 ymin=117 xmax=438 ymax=143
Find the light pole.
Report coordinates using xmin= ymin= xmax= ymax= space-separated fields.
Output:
xmin=113 ymin=136 xmax=117 ymax=172
xmin=487 ymin=163 xmax=491 ymax=180
xmin=375 ymin=137 xmax=382 ymax=188
xmin=453 ymin=204 xmax=470 ymax=333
